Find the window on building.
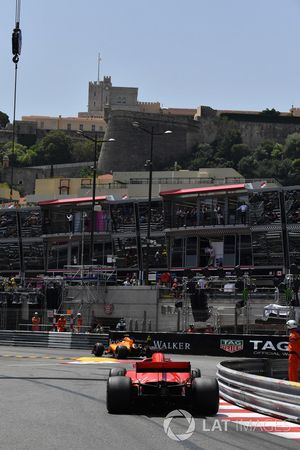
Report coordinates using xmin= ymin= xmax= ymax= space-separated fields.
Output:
xmin=240 ymin=235 xmax=252 ymax=266
xmin=185 ymin=237 xmax=197 ymax=267
xmin=91 ymin=124 xmax=95 ymax=132
xmin=223 ymin=235 xmax=236 ymax=266
xmin=59 ymin=179 xmax=70 ymax=195
xmin=81 ymin=178 xmax=92 ymax=189
xmin=79 ymin=124 xmax=83 ymax=131
xmin=171 ymin=238 xmax=183 ymax=267
xmin=40 ymin=122 xmax=44 ymax=129
xmin=67 ymin=124 xmax=71 ymax=131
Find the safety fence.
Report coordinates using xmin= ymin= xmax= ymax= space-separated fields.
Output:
xmin=0 ymin=330 xmax=109 ymax=350
xmin=217 ymin=359 xmax=300 ymax=424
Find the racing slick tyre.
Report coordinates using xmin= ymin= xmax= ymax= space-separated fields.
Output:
xmin=192 ymin=377 xmax=219 ymax=415
xmin=116 ymin=345 xmax=129 ymax=359
xmin=92 ymin=342 xmax=105 ymax=357
xmin=107 ymin=376 xmax=132 ymax=414
xmin=109 ymin=368 xmax=126 ymax=377
xmin=191 ymin=368 xmax=201 ymax=378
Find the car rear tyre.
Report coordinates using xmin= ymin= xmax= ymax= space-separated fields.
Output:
xmin=93 ymin=342 xmax=105 ymax=357
xmin=107 ymin=376 xmax=132 ymax=413
xmin=116 ymin=345 xmax=129 ymax=359
xmin=192 ymin=377 xmax=219 ymax=415
xmin=109 ymin=368 xmax=126 ymax=377
xmin=191 ymin=368 xmax=201 ymax=378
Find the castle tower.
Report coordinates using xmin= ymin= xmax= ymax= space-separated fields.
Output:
xmin=88 ymin=76 xmax=112 ymax=116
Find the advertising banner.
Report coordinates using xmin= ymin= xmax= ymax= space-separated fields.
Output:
xmin=109 ymin=331 xmax=289 ymax=358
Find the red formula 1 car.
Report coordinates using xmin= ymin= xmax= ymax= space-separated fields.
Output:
xmin=106 ymin=352 xmax=219 ymax=415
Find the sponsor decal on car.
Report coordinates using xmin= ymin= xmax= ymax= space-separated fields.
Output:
xmin=220 ymin=339 xmax=244 ymax=353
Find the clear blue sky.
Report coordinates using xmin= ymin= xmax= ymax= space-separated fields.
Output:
xmin=1 ymin=0 xmax=300 ymax=121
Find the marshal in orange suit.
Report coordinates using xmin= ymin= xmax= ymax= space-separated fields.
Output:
xmin=287 ymin=320 xmax=300 ymax=382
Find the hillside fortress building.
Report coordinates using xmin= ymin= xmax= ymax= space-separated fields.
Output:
xmin=100 ymin=106 xmax=300 ymax=173
xmin=81 ymin=76 xmax=300 ymax=173
xmin=12 ymin=75 xmax=300 ymax=173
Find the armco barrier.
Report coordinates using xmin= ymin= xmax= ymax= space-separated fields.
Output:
xmin=217 ymin=359 xmax=300 ymax=423
xmin=0 ymin=330 xmax=109 ymax=350
xmin=0 ymin=330 xmax=291 ymax=358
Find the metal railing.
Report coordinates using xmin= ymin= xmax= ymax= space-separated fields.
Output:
xmin=0 ymin=330 xmax=109 ymax=350
xmin=217 ymin=359 xmax=300 ymax=423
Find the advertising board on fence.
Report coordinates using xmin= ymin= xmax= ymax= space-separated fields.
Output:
xmin=109 ymin=331 xmax=289 ymax=358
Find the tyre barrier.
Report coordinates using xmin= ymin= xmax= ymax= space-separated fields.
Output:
xmin=217 ymin=359 xmax=300 ymax=424
xmin=0 ymin=330 xmax=109 ymax=350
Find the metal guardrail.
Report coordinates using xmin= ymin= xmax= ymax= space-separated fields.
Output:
xmin=217 ymin=359 xmax=300 ymax=423
xmin=0 ymin=330 xmax=109 ymax=350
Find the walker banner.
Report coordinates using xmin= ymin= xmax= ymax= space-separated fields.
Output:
xmin=109 ymin=331 xmax=289 ymax=358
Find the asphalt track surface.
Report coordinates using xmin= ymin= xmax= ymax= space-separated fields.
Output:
xmin=0 ymin=346 xmax=298 ymax=450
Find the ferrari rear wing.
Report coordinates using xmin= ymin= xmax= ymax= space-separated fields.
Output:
xmin=136 ymin=361 xmax=191 ymax=373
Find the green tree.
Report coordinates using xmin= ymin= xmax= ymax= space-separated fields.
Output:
xmin=237 ymin=155 xmax=259 ymax=178
xmin=0 ymin=111 xmax=9 ymax=128
xmin=79 ymin=167 xmax=93 ymax=177
xmin=33 ymin=130 xmax=74 ymax=165
xmin=0 ymin=141 xmax=31 ymax=166
xmin=284 ymin=132 xmax=300 ymax=159
xmin=260 ymin=108 xmax=280 ymax=117
xmin=230 ymin=144 xmax=250 ymax=166
xmin=72 ymin=140 xmax=94 ymax=162
xmin=214 ymin=128 xmax=242 ymax=161
xmin=187 ymin=143 xmax=214 ymax=169
xmin=271 ymin=143 xmax=283 ymax=160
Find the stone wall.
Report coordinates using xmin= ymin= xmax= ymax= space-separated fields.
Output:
xmin=99 ymin=110 xmax=300 ymax=172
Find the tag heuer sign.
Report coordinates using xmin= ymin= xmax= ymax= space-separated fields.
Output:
xmin=220 ymin=339 xmax=243 ymax=353
xmin=103 ymin=303 xmax=114 ymax=315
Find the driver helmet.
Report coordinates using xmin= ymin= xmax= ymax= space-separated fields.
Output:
xmin=286 ymin=319 xmax=298 ymax=330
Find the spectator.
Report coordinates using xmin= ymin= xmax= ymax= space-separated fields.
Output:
xmin=56 ymin=314 xmax=67 ymax=332
xmin=95 ymin=321 xmax=103 ymax=333
xmin=31 ymin=312 xmax=40 ymax=331
xmin=116 ymin=318 xmax=126 ymax=331
xmin=75 ymin=313 xmax=83 ymax=333
xmin=130 ymin=273 xmax=138 ymax=286
xmin=205 ymin=245 xmax=215 ymax=267
xmin=237 ymin=202 xmax=248 ymax=224
xmin=66 ymin=214 xmax=73 ymax=233
xmin=171 ymin=278 xmax=181 ymax=298
xmin=214 ymin=204 xmax=223 ymax=225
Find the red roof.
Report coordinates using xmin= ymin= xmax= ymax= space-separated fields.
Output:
xmin=38 ymin=196 xmax=107 ymax=206
xmin=160 ymin=183 xmax=245 ymax=197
